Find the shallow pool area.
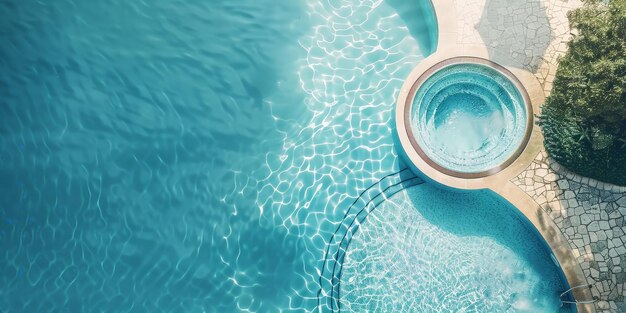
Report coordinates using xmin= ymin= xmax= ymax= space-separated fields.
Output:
xmin=408 ymin=59 xmax=530 ymax=175
xmin=339 ymin=184 xmax=574 ymax=312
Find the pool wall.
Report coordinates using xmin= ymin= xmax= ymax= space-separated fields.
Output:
xmin=394 ymin=1 xmax=596 ymax=312
xmin=405 ymin=57 xmax=533 ymax=178
xmin=395 ymin=49 xmax=544 ymax=190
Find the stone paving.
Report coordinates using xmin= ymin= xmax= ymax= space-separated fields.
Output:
xmin=453 ymin=0 xmax=582 ymax=94
xmin=512 ymin=152 xmax=626 ymax=312
xmin=450 ymin=0 xmax=626 ymax=311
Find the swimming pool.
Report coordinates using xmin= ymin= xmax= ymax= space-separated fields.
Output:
xmin=317 ymin=168 xmax=575 ymax=313
xmin=340 ymin=184 xmax=571 ymax=313
xmin=0 ymin=0 xmax=572 ymax=312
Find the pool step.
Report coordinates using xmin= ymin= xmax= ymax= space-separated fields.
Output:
xmin=317 ymin=168 xmax=424 ymax=313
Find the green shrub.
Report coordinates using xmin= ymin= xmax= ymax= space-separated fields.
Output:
xmin=540 ymin=0 xmax=626 ymax=186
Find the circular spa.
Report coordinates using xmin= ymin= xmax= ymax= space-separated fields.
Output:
xmin=404 ymin=57 xmax=532 ymax=178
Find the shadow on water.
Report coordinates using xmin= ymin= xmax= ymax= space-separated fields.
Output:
xmin=476 ymin=0 xmax=553 ymax=72
xmin=385 ymin=0 xmax=438 ymax=55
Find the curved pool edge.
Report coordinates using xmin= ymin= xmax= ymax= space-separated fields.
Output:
xmin=404 ymin=56 xmax=533 ymax=178
xmin=493 ymin=182 xmax=595 ymax=313
xmin=395 ymin=48 xmax=544 ymax=190
xmin=395 ymin=2 xmax=596 ymax=312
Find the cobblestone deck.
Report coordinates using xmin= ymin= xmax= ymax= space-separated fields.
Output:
xmin=453 ymin=0 xmax=581 ymax=94
xmin=512 ymin=153 xmax=626 ymax=312
xmin=451 ymin=0 xmax=626 ymax=311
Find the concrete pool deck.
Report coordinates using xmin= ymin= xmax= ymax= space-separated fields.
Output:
xmin=398 ymin=0 xmax=625 ymax=311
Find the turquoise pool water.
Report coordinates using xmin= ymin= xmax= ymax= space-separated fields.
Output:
xmin=0 ymin=1 xmax=571 ymax=312
xmin=341 ymin=185 xmax=571 ymax=312
xmin=410 ymin=62 xmax=528 ymax=174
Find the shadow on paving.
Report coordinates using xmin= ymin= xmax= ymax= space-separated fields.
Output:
xmin=476 ymin=0 xmax=554 ymax=73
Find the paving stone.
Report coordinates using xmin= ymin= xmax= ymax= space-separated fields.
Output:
xmin=591 ymin=232 xmax=599 ymax=243
xmin=592 ymin=268 xmax=600 ymax=278
xmin=573 ymin=239 xmax=584 ymax=248
xmin=545 ymin=173 xmax=557 ymax=182
xmin=536 ymin=168 xmax=548 ymax=177
xmin=592 ymin=241 xmax=608 ymax=253
xmin=589 ymin=221 xmax=600 ymax=232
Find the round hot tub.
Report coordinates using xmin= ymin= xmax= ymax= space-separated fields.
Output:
xmin=405 ymin=57 xmax=532 ymax=178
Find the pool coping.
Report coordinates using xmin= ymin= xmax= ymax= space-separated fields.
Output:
xmin=396 ymin=48 xmax=544 ymax=191
xmin=394 ymin=1 xmax=596 ymax=312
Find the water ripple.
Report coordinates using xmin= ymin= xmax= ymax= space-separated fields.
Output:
xmin=0 ymin=0 xmax=434 ymax=312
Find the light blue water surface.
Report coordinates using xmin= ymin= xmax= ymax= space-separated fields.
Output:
xmin=341 ymin=185 xmax=573 ymax=313
xmin=0 ymin=1 xmax=571 ymax=312
xmin=411 ymin=63 xmax=528 ymax=173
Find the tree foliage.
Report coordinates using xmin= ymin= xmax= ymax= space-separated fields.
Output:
xmin=540 ymin=0 xmax=626 ymax=185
